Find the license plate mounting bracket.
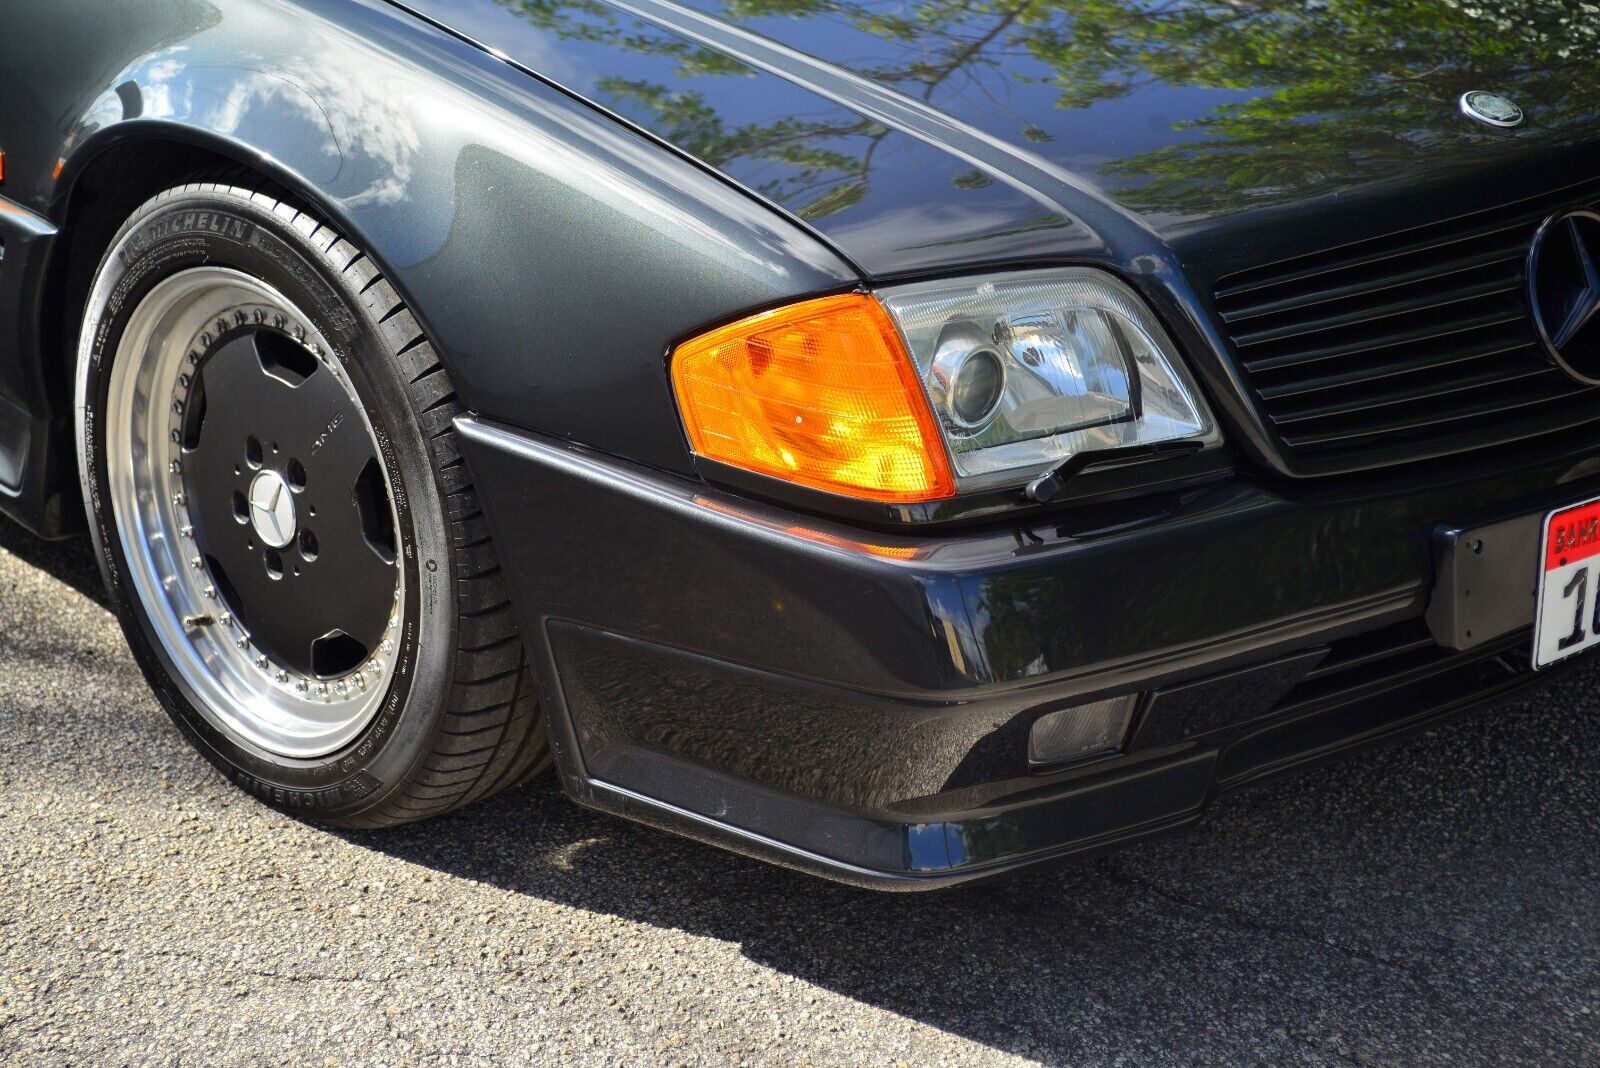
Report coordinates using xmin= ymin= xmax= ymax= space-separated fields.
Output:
xmin=1426 ymin=513 xmax=1540 ymax=652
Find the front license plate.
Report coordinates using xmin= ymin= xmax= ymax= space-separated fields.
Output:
xmin=1535 ymin=496 xmax=1600 ymax=668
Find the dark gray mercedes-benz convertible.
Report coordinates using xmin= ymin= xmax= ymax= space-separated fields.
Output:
xmin=4 ymin=0 xmax=1600 ymax=887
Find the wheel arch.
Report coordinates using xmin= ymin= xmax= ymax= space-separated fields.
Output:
xmin=30 ymin=123 xmax=405 ymax=538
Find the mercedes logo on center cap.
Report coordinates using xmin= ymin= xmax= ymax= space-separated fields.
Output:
xmin=247 ymin=469 xmax=297 ymax=549
xmin=1460 ymin=90 xmax=1524 ymax=128
xmin=1529 ymin=210 xmax=1600 ymax=387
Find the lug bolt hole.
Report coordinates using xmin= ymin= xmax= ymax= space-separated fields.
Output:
xmin=245 ymin=436 xmax=264 ymax=469
xmin=264 ymin=549 xmax=283 ymax=580
xmin=287 ymin=458 xmax=307 ymax=491
xmin=232 ymin=491 xmax=249 ymax=524
xmin=298 ymin=528 xmax=319 ymax=562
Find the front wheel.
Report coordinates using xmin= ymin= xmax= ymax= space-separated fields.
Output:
xmin=76 ymin=178 xmax=548 ymax=825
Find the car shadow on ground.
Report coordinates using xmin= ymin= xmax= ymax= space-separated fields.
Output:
xmin=14 ymin=518 xmax=1598 ymax=1063
xmin=0 ymin=516 xmax=110 ymax=609
xmin=348 ymin=668 xmax=1600 ymax=1063
xmin=346 ymin=721 xmax=1600 ymax=1064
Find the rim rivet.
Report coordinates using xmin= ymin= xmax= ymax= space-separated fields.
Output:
xmin=169 ymin=460 xmax=182 ymax=475
xmin=172 ymin=492 xmax=186 ymax=507
xmin=171 ymin=400 xmax=184 ymax=414
xmin=255 ymin=655 xmax=268 ymax=669
xmin=253 ymin=310 xmax=266 ymax=323
xmin=198 ymin=332 xmax=211 ymax=347
xmin=234 ymin=311 xmax=247 ymax=326
xmin=189 ymin=556 xmax=202 ymax=570
xmin=295 ymin=680 xmax=308 ymax=693
xmin=318 ymin=683 xmax=328 ymax=696
xmin=170 ymin=430 xmax=181 ymax=444
xmin=215 ymin=318 xmax=228 ymax=333
xmin=293 ymin=325 xmax=306 ymax=341
xmin=381 ymin=639 xmax=394 ymax=654
xmin=219 ymin=612 xmax=232 ymax=626
xmin=178 ymin=373 xmax=191 ymax=389
xmin=203 ymin=585 xmax=216 ymax=600
xmin=235 ymin=636 xmax=249 ymax=650
xmin=186 ymin=351 xmax=200 ymax=366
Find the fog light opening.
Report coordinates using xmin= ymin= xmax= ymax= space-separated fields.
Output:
xmin=1028 ymin=694 xmax=1139 ymax=767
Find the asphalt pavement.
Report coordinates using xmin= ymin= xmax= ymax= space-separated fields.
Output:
xmin=2 ymin=519 xmax=1599 ymax=1066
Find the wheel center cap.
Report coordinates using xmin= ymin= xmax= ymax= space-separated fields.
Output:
xmin=247 ymin=469 xmax=296 ymax=549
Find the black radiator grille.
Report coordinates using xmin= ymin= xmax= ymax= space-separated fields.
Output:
xmin=1213 ymin=185 xmax=1600 ymax=470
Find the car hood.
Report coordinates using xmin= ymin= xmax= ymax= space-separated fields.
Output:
xmin=394 ymin=0 xmax=1600 ymax=279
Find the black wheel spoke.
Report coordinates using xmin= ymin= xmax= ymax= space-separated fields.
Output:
xmin=182 ymin=326 xmax=397 ymax=677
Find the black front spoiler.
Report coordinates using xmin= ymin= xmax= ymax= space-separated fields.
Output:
xmin=455 ymin=415 xmax=1594 ymax=888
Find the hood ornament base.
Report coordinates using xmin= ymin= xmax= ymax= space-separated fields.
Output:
xmin=1460 ymin=91 xmax=1524 ymax=128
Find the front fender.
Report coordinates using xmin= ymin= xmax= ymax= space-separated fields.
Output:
xmin=15 ymin=0 xmax=856 ymax=476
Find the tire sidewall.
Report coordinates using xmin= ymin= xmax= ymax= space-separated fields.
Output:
xmin=77 ymin=188 xmax=455 ymax=818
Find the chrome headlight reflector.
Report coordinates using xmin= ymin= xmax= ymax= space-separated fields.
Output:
xmin=879 ymin=268 xmax=1220 ymax=488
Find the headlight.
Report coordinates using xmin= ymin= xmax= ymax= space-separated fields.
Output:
xmin=669 ymin=268 xmax=1218 ymax=505
xmin=879 ymin=268 xmax=1219 ymax=489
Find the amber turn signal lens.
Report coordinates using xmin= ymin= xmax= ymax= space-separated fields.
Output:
xmin=671 ymin=294 xmax=955 ymax=503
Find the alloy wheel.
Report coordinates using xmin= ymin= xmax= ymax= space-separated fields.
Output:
xmin=104 ymin=267 xmax=404 ymax=758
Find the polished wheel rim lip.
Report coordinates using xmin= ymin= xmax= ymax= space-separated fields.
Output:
xmin=103 ymin=267 xmax=405 ymax=759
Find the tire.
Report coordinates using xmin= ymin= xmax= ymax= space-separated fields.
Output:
xmin=74 ymin=177 xmax=550 ymax=827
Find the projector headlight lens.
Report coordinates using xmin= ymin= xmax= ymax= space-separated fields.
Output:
xmin=931 ymin=324 xmax=1007 ymax=432
xmin=879 ymin=268 xmax=1220 ymax=488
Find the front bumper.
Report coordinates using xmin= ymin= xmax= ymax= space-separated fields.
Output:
xmin=457 ymin=416 xmax=1600 ymax=889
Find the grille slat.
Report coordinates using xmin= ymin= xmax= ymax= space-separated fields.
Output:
xmin=1229 ymin=272 xmax=1523 ymax=351
xmin=1214 ymin=188 xmax=1600 ymax=469
xmin=1267 ymin=353 xmax=1556 ymax=426
xmin=1220 ymin=244 xmax=1527 ymax=328
xmin=1278 ymin=373 xmax=1582 ymax=449
xmin=1214 ymin=221 xmax=1533 ymax=307
xmin=1255 ymin=336 xmax=1538 ymax=401
xmin=1239 ymin=304 xmax=1527 ymax=375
